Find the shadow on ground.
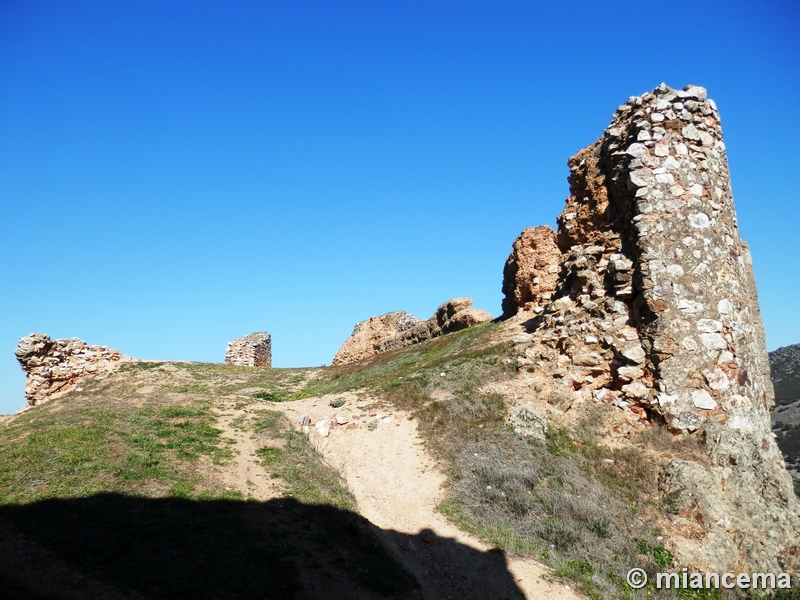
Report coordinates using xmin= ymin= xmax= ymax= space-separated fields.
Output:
xmin=0 ymin=493 xmax=525 ymax=599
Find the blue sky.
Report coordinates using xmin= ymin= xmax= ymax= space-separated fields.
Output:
xmin=1 ymin=1 xmax=798 ymax=414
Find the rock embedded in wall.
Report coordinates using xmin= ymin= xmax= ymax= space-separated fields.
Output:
xmin=15 ymin=333 xmax=126 ymax=405
xmin=507 ymin=84 xmax=799 ymax=573
xmin=501 ymin=225 xmax=561 ymax=318
xmin=333 ymin=298 xmax=492 ymax=366
xmin=225 ymin=332 xmax=272 ymax=367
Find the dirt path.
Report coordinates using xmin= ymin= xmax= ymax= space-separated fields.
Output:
xmin=274 ymin=394 xmax=583 ymax=600
xmin=213 ymin=398 xmax=281 ymax=500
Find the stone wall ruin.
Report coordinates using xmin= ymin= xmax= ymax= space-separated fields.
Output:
xmin=225 ymin=332 xmax=272 ymax=367
xmin=15 ymin=333 xmax=126 ymax=405
xmin=332 ymin=298 xmax=492 ymax=366
xmin=503 ymin=84 xmax=799 ymax=572
xmin=501 ymin=225 xmax=561 ymax=318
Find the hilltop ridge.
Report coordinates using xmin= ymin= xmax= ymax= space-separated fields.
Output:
xmin=3 ymin=84 xmax=798 ymax=599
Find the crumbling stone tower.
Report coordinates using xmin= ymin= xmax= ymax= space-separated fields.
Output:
xmin=560 ymin=84 xmax=776 ymax=430
xmin=225 ymin=332 xmax=272 ymax=367
xmin=504 ymin=84 xmax=799 ymax=572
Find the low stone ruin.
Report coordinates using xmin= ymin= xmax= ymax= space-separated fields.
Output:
xmin=225 ymin=332 xmax=272 ymax=367
xmin=15 ymin=333 xmax=126 ymax=405
xmin=502 ymin=83 xmax=799 ymax=572
xmin=332 ymin=298 xmax=492 ymax=366
xmin=331 ymin=311 xmax=421 ymax=366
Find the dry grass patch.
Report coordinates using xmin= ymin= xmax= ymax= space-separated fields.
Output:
xmin=375 ymin=377 xmax=778 ymax=599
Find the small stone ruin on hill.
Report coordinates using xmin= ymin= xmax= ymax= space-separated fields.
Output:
xmin=225 ymin=332 xmax=272 ymax=367
xmin=332 ymin=298 xmax=492 ymax=365
xmin=501 ymin=83 xmax=798 ymax=573
xmin=15 ymin=333 xmax=126 ymax=405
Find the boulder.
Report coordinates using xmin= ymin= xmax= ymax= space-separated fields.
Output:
xmin=509 ymin=403 xmax=548 ymax=440
xmin=331 ymin=312 xmax=421 ymax=366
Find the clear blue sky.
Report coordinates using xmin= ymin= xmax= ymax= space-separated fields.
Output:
xmin=1 ymin=1 xmax=798 ymax=414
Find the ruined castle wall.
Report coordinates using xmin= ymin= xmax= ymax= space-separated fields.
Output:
xmin=501 ymin=226 xmax=561 ymax=318
xmin=225 ymin=332 xmax=272 ymax=367
xmin=15 ymin=333 xmax=125 ymax=405
xmin=332 ymin=298 xmax=493 ymax=366
xmin=606 ymin=85 xmax=774 ymax=433
xmin=598 ymin=85 xmax=795 ymax=570
xmin=510 ymin=84 xmax=798 ymax=572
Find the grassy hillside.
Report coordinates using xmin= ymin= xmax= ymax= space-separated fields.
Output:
xmin=1 ymin=323 xmax=797 ymax=599
xmin=0 ymin=361 xmax=416 ymax=599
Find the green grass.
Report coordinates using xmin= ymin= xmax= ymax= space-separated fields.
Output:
xmin=251 ymin=409 xmax=355 ymax=510
xmin=0 ymin=389 xmax=417 ymax=598
xmin=295 ymin=321 xmax=512 ymax=399
xmin=251 ymin=410 xmax=283 ymax=433
xmin=368 ymin=372 xmax=745 ymax=599
xmin=116 ymin=402 xmax=233 ymax=487
xmin=252 ymin=391 xmax=283 ymax=402
xmin=0 ymin=397 xmax=233 ymax=504
xmin=0 ymin=410 xmax=115 ymax=503
xmin=117 ymin=360 xmax=317 ymax=400
xmin=4 ymin=324 xmax=797 ymax=599
xmin=112 ymin=323 xmax=509 ymax=406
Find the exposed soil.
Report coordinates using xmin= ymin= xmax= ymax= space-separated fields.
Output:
xmin=271 ymin=393 xmax=583 ymax=600
xmin=1 ymin=347 xmax=585 ymax=599
xmin=212 ymin=397 xmax=283 ymax=500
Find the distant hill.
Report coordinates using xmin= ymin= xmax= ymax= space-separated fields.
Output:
xmin=770 ymin=344 xmax=800 ymax=487
xmin=771 ymin=344 xmax=800 ymax=407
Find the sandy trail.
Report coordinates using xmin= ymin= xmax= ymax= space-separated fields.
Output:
xmin=213 ymin=399 xmax=281 ymax=500
xmin=275 ymin=394 xmax=583 ymax=600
